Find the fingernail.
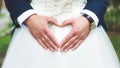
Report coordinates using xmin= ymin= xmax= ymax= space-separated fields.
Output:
xmin=59 ymin=44 xmax=62 ymax=48
xmin=72 ymin=48 xmax=75 ymax=51
xmin=64 ymin=49 xmax=68 ymax=52
xmin=51 ymin=49 xmax=54 ymax=52
xmin=55 ymin=48 xmax=58 ymax=51
xmin=57 ymin=45 xmax=60 ymax=48
xmin=45 ymin=47 xmax=48 ymax=50
xmin=58 ymin=23 xmax=62 ymax=26
xmin=58 ymin=45 xmax=61 ymax=48
xmin=60 ymin=49 xmax=63 ymax=52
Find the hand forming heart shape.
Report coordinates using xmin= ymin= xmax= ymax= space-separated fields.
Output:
xmin=26 ymin=14 xmax=90 ymax=52
xmin=49 ymin=16 xmax=90 ymax=52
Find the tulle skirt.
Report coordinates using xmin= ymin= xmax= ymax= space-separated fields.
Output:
xmin=2 ymin=25 xmax=120 ymax=68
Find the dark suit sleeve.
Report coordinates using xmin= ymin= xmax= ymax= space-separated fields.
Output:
xmin=4 ymin=0 xmax=32 ymax=27
xmin=84 ymin=0 xmax=109 ymax=30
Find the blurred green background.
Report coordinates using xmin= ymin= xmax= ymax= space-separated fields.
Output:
xmin=0 ymin=0 xmax=120 ymax=67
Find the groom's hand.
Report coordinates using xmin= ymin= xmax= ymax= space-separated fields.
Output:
xmin=25 ymin=14 xmax=59 ymax=52
xmin=60 ymin=16 xmax=90 ymax=52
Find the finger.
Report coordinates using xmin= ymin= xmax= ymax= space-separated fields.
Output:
xmin=63 ymin=39 xmax=79 ymax=52
xmin=45 ymin=29 xmax=59 ymax=47
xmin=60 ymin=30 xmax=74 ymax=48
xmin=38 ymin=31 xmax=55 ymax=52
xmin=46 ymin=43 xmax=55 ymax=52
xmin=42 ymin=34 xmax=58 ymax=51
xmin=60 ymin=35 xmax=78 ymax=52
xmin=61 ymin=19 xmax=73 ymax=27
xmin=71 ymin=40 xmax=84 ymax=51
xmin=40 ymin=37 xmax=55 ymax=52
xmin=71 ymin=33 xmax=89 ymax=51
xmin=45 ymin=42 xmax=55 ymax=52
xmin=36 ymin=38 xmax=48 ymax=50
xmin=47 ymin=17 xmax=60 ymax=26
xmin=31 ymin=32 xmax=48 ymax=50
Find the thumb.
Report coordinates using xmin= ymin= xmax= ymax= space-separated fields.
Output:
xmin=47 ymin=17 xmax=60 ymax=26
xmin=61 ymin=19 xmax=73 ymax=27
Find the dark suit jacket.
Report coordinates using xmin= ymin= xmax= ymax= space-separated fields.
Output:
xmin=4 ymin=0 xmax=109 ymax=30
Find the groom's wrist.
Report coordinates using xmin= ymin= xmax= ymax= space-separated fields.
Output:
xmin=81 ymin=13 xmax=94 ymax=24
xmin=81 ymin=13 xmax=96 ymax=29
xmin=17 ymin=9 xmax=37 ymax=27
xmin=80 ymin=9 xmax=99 ymax=27
xmin=24 ymin=14 xmax=37 ymax=26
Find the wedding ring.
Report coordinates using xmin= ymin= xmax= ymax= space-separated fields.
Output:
xmin=41 ymin=38 xmax=45 ymax=41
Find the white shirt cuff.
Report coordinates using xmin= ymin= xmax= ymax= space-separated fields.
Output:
xmin=80 ymin=9 xmax=99 ymax=27
xmin=17 ymin=9 xmax=37 ymax=27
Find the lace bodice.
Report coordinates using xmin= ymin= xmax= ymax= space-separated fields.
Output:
xmin=31 ymin=0 xmax=87 ymax=17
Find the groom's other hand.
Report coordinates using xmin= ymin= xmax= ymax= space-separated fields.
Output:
xmin=60 ymin=16 xmax=90 ymax=52
xmin=25 ymin=14 xmax=59 ymax=52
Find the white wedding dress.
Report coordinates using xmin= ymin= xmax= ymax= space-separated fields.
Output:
xmin=2 ymin=0 xmax=120 ymax=68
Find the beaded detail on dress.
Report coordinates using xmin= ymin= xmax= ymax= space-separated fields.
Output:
xmin=31 ymin=0 xmax=87 ymax=17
